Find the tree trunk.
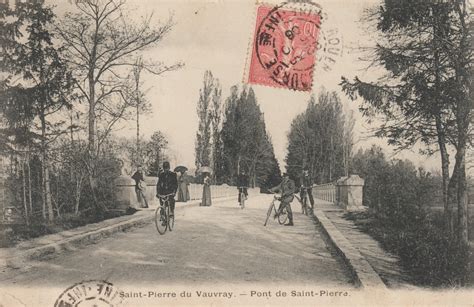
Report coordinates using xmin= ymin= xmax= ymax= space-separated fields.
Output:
xmin=136 ymin=99 xmax=140 ymax=165
xmin=74 ymin=176 xmax=82 ymax=215
xmin=435 ymin=115 xmax=453 ymax=235
xmin=40 ymin=113 xmax=54 ymax=223
xmin=21 ymin=161 xmax=29 ymax=226
xmin=87 ymin=70 xmax=100 ymax=212
xmin=456 ymin=132 xmax=469 ymax=246
xmin=88 ymin=76 xmax=96 ymax=153
xmin=26 ymin=159 xmax=32 ymax=216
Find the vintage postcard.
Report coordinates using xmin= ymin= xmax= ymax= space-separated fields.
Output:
xmin=0 ymin=0 xmax=472 ymax=306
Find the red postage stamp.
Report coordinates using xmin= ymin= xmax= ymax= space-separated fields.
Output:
xmin=247 ymin=3 xmax=322 ymax=91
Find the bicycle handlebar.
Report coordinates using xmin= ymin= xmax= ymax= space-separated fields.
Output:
xmin=157 ymin=193 xmax=174 ymax=199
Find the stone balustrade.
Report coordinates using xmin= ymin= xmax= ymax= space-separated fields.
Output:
xmin=313 ymin=183 xmax=336 ymax=203
xmin=115 ymin=175 xmax=258 ymax=210
xmin=312 ymin=174 xmax=365 ymax=211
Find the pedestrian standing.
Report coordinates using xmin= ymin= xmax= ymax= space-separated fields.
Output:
xmin=131 ymin=166 xmax=148 ymax=208
xmin=200 ymin=173 xmax=212 ymax=206
xmin=177 ymin=170 xmax=190 ymax=202
xmin=300 ymin=169 xmax=315 ymax=209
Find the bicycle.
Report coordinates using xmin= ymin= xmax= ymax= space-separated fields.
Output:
xmin=264 ymin=195 xmax=289 ymax=226
xmin=299 ymin=187 xmax=310 ymax=216
xmin=155 ymin=193 xmax=175 ymax=235
xmin=238 ymin=187 xmax=248 ymax=209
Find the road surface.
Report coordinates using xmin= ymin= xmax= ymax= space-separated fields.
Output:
xmin=0 ymin=194 xmax=353 ymax=288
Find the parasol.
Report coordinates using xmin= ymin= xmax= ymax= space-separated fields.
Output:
xmin=196 ymin=166 xmax=213 ymax=174
xmin=174 ymin=165 xmax=188 ymax=173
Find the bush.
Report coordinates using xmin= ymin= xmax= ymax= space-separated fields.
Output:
xmin=350 ymin=145 xmax=469 ymax=287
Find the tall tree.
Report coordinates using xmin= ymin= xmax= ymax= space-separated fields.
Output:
xmin=285 ymin=90 xmax=350 ymax=184
xmin=131 ymin=57 xmax=152 ymax=166
xmin=57 ymin=0 xmax=181 ymax=209
xmin=0 ymin=1 xmax=74 ymax=223
xmin=340 ymin=0 xmax=472 ymax=243
xmin=195 ymin=70 xmax=216 ymax=169
xmin=144 ymin=131 xmax=168 ymax=176
xmin=209 ymin=78 xmax=223 ymax=181
xmin=220 ymin=86 xmax=280 ymax=187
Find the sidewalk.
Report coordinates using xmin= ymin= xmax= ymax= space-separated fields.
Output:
xmin=0 ymin=196 xmax=236 ymax=271
xmin=311 ymin=198 xmax=416 ymax=289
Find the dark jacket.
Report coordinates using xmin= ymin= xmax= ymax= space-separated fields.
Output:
xmin=237 ymin=174 xmax=249 ymax=188
xmin=131 ymin=171 xmax=145 ymax=188
xmin=156 ymin=171 xmax=178 ymax=195
xmin=301 ymin=175 xmax=313 ymax=188
xmin=271 ymin=177 xmax=296 ymax=202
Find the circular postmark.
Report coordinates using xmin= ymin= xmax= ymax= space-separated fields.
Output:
xmin=55 ymin=280 xmax=123 ymax=307
xmin=255 ymin=2 xmax=322 ymax=91
xmin=248 ymin=1 xmax=343 ymax=91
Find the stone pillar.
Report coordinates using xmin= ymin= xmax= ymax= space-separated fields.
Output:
xmin=115 ymin=176 xmax=135 ymax=210
xmin=115 ymin=176 xmax=158 ymax=210
xmin=336 ymin=175 xmax=365 ymax=211
xmin=143 ymin=176 xmax=157 ymax=206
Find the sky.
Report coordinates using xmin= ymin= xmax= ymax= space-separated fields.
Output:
xmin=53 ymin=0 xmax=448 ymax=173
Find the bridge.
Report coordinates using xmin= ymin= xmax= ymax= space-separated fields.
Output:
xmin=0 ymin=174 xmax=421 ymax=305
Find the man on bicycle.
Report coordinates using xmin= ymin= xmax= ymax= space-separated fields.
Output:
xmin=300 ymin=169 xmax=315 ymax=209
xmin=270 ymin=172 xmax=296 ymax=226
xmin=236 ymin=169 xmax=249 ymax=205
xmin=156 ymin=161 xmax=178 ymax=217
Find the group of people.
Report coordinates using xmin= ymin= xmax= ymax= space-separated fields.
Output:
xmin=132 ymin=162 xmax=316 ymax=227
xmin=269 ymin=169 xmax=314 ymax=226
xmin=131 ymin=162 xmax=213 ymax=216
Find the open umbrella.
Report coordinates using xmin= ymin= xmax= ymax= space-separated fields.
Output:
xmin=174 ymin=165 xmax=188 ymax=173
xmin=196 ymin=166 xmax=213 ymax=174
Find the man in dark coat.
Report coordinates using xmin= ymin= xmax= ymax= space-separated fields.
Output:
xmin=300 ymin=169 xmax=315 ymax=209
xmin=131 ymin=166 xmax=148 ymax=208
xmin=236 ymin=170 xmax=249 ymax=204
xmin=270 ymin=172 xmax=296 ymax=226
xmin=156 ymin=162 xmax=178 ymax=216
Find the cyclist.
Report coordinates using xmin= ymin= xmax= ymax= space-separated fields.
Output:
xmin=270 ymin=172 xmax=296 ymax=226
xmin=236 ymin=170 xmax=249 ymax=205
xmin=300 ymin=169 xmax=314 ymax=210
xmin=156 ymin=161 xmax=178 ymax=217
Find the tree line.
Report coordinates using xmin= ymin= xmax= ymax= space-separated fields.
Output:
xmin=0 ymin=0 xmax=180 ymax=231
xmin=285 ymin=90 xmax=354 ymax=184
xmin=340 ymin=0 xmax=472 ymax=248
xmin=195 ymin=71 xmax=281 ymax=188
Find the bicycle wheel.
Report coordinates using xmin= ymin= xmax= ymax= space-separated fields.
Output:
xmin=278 ymin=206 xmax=288 ymax=225
xmin=155 ymin=206 xmax=167 ymax=235
xmin=167 ymin=204 xmax=174 ymax=231
xmin=303 ymin=197 xmax=308 ymax=215
xmin=264 ymin=202 xmax=274 ymax=226
xmin=240 ymin=192 xmax=245 ymax=209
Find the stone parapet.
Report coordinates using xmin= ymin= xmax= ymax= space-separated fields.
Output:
xmin=336 ymin=175 xmax=365 ymax=211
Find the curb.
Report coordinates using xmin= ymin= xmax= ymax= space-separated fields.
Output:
xmin=2 ymin=196 xmax=236 ymax=270
xmin=312 ymin=209 xmax=387 ymax=289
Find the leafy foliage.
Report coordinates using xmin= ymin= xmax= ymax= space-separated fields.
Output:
xmin=219 ymin=86 xmax=281 ymax=188
xmin=285 ymin=90 xmax=352 ymax=184
xmin=349 ymin=145 xmax=469 ymax=286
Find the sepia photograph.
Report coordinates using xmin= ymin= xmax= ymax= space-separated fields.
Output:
xmin=0 ymin=0 xmax=472 ymax=306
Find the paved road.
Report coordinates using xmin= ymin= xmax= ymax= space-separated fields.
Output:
xmin=0 ymin=194 xmax=353 ymax=287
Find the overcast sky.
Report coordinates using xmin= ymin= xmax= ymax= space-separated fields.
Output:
xmin=54 ymin=0 xmax=446 ymax=173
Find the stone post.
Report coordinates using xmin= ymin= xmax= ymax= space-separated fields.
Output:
xmin=336 ymin=175 xmax=365 ymax=211
xmin=115 ymin=176 xmax=135 ymax=210
xmin=115 ymin=176 xmax=158 ymax=210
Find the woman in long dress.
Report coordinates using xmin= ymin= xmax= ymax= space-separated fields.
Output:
xmin=200 ymin=173 xmax=212 ymax=206
xmin=177 ymin=171 xmax=190 ymax=202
